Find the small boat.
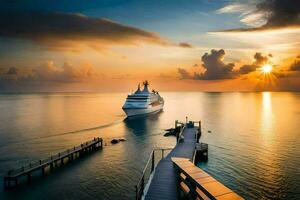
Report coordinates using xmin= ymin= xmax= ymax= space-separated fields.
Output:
xmin=122 ymin=81 xmax=164 ymax=117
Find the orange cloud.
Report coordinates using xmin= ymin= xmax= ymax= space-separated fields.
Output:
xmin=0 ymin=61 xmax=102 ymax=83
xmin=239 ymin=53 xmax=272 ymax=74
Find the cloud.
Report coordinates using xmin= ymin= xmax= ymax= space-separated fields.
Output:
xmin=217 ymin=0 xmax=300 ymax=32
xmin=178 ymin=68 xmax=193 ymax=79
xmin=0 ymin=61 xmax=101 ymax=84
xmin=31 ymin=61 xmax=100 ymax=82
xmin=196 ymin=49 xmax=235 ymax=80
xmin=6 ymin=67 xmax=18 ymax=75
xmin=289 ymin=55 xmax=300 ymax=71
xmin=0 ymin=11 xmax=179 ymax=51
xmin=178 ymin=42 xmax=193 ymax=48
xmin=239 ymin=52 xmax=272 ymax=74
xmin=216 ymin=3 xmax=254 ymax=16
xmin=177 ymin=49 xmax=236 ymax=80
xmin=0 ymin=67 xmax=19 ymax=81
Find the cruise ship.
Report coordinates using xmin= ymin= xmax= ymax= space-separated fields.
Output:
xmin=122 ymin=81 xmax=164 ymax=117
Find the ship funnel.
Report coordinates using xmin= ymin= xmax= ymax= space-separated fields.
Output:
xmin=134 ymin=83 xmax=141 ymax=94
xmin=142 ymin=80 xmax=149 ymax=93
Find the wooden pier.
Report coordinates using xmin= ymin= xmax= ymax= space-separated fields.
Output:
xmin=136 ymin=120 xmax=243 ymax=200
xmin=3 ymin=137 xmax=103 ymax=189
xmin=172 ymin=157 xmax=243 ymax=200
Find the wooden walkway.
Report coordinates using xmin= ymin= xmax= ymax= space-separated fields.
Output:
xmin=3 ymin=137 xmax=103 ymax=189
xmin=144 ymin=121 xmax=242 ymax=200
xmin=172 ymin=157 xmax=243 ymax=200
xmin=145 ymin=126 xmax=198 ymax=200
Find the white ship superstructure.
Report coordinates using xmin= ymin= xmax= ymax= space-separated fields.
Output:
xmin=122 ymin=81 xmax=164 ymax=117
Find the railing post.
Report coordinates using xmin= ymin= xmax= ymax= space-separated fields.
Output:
xmin=136 ymin=185 xmax=138 ymax=200
xmin=199 ymin=121 xmax=201 ymax=132
xmin=151 ymin=151 xmax=155 ymax=172
xmin=141 ymin=175 xmax=145 ymax=196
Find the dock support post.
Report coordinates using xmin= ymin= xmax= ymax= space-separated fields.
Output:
xmin=3 ymin=177 xmax=7 ymax=189
xmin=27 ymin=173 xmax=31 ymax=183
xmin=15 ymin=178 xmax=18 ymax=187
xmin=151 ymin=151 xmax=155 ymax=172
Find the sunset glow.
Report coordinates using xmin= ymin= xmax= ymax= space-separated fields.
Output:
xmin=0 ymin=0 xmax=299 ymax=92
xmin=0 ymin=1 xmax=300 ymax=200
xmin=262 ymin=64 xmax=273 ymax=74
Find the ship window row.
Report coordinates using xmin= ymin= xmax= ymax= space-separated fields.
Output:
xmin=127 ymin=97 xmax=149 ymax=99
xmin=126 ymin=99 xmax=148 ymax=101
xmin=126 ymin=100 xmax=148 ymax=103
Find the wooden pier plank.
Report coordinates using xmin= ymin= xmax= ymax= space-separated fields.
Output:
xmin=145 ymin=123 xmax=243 ymax=200
xmin=172 ymin=157 xmax=244 ymax=200
xmin=145 ymin=126 xmax=197 ymax=200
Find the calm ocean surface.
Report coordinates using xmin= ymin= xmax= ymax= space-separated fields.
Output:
xmin=0 ymin=92 xmax=299 ymax=200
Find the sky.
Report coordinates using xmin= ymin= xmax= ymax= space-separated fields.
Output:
xmin=0 ymin=0 xmax=300 ymax=92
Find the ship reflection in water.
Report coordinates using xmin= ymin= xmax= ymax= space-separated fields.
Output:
xmin=124 ymin=110 xmax=163 ymax=136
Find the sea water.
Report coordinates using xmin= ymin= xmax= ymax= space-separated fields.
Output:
xmin=0 ymin=92 xmax=299 ymax=199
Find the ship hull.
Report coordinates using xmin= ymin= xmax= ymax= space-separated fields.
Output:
xmin=123 ymin=103 xmax=164 ymax=117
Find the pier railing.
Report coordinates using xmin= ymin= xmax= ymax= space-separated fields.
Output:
xmin=135 ymin=147 xmax=173 ymax=200
xmin=172 ymin=157 xmax=243 ymax=200
xmin=176 ymin=124 xmax=186 ymax=143
xmin=6 ymin=137 xmax=103 ymax=177
xmin=176 ymin=120 xmax=201 ymax=144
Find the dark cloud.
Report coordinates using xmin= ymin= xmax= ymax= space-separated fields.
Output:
xmin=290 ymin=56 xmax=300 ymax=71
xmin=178 ymin=42 xmax=193 ymax=48
xmin=176 ymin=50 xmax=279 ymax=80
xmin=257 ymin=0 xmax=300 ymax=28
xmin=219 ymin=0 xmax=300 ymax=32
xmin=196 ymin=49 xmax=235 ymax=80
xmin=177 ymin=49 xmax=236 ymax=80
xmin=238 ymin=64 xmax=257 ymax=74
xmin=177 ymin=68 xmax=192 ymax=79
xmin=239 ymin=52 xmax=271 ymax=74
xmin=0 ymin=11 xmax=176 ymax=51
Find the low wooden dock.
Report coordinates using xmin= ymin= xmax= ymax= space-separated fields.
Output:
xmin=3 ymin=137 xmax=103 ymax=189
xmin=136 ymin=120 xmax=242 ymax=200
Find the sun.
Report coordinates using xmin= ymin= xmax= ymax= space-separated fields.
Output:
xmin=262 ymin=64 xmax=272 ymax=73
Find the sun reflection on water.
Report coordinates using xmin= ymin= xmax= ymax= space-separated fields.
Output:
xmin=261 ymin=92 xmax=273 ymax=136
